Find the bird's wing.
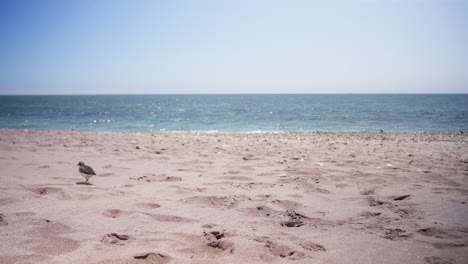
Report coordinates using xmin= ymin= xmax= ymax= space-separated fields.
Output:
xmin=80 ymin=165 xmax=96 ymax=175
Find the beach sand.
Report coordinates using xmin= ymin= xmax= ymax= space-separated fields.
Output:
xmin=0 ymin=129 xmax=467 ymax=263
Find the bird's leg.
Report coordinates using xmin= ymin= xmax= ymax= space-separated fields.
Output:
xmin=85 ymin=178 xmax=89 ymax=183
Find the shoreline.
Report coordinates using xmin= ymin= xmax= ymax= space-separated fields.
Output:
xmin=1 ymin=127 xmax=467 ymax=136
xmin=0 ymin=128 xmax=467 ymax=263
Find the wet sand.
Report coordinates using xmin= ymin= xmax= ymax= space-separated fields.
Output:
xmin=0 ymin=129 xmax=467 ymax=263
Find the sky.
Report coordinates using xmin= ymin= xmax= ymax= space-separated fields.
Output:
xmin=0 ymin=0 xmax=467 ymax=95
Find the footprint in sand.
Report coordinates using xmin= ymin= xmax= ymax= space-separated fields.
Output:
xmin=219 ymin=176 xmax=254 ymax=181
xmin=158 ymin=176 xmax=182 ymax=182
xmin=103 ymin=208 xmax=192 ymax=223
xmin=131 ymin=175 xmax=182 ymax=183
xmin=359 ymin=187 xmax=376 ymax=196
xmin=21 ymin=237 xmax=80 ymax=255
xmin=133 ymin=252 xmax=172 ymax=263
xmin=0 ymin=255 xmax=49 ymax=263
xmin=367 ymin=196 xmax=386 ymax=207
xmin=270 ymin=199 xmax=303 ymax=210
xmin=235 ymin=182 xmax=276 ymax=190
xmin=15 ymin=212 xmax=36 ymax=217
xmin=102 ymin=209 xmax=131 ymax=218
xmin=288 ymin=194 xmax=304 ymax=198
xmin=0 ymin=214 xmax=7 ymax=226
xmin=138 ymin=212 xmax=195 ymax=223
xmin=280 ymin=211 xmax=309 ymax=228
xmin=29 ymin=187 xmax=72 ymax=200
xmin=131 ymin=175 xmax=152 ymax=182
xmin=180 ymin=195 xmax=247 ymax=209
xmin=281 ymin=211 xmax=335 ymax=229
xmin=242 ymin=155 xmax=259 ymax=161
xmin=264 ymin=240 xmax=305 ymax=260
xmin=101 ymin=233 xmax=131 ymax=245
xmin=359 ymin=211 xmax=382 ymax=217
xmin=202 ymin=229 xmax=234 ymax=253
xmin=255 ymin=194 xmax=274 ymax=200
xmin=15 ymin=217 xmax=73 ymax=238
xmin=432 ymin=242 xmax=467 ymax=249
xmin=383 ymin=228 xmax=410 ymax=240
xmin=255 ymin=236 xmax=323 ymax=261
xmin=299 ymin=241 xmax=326 ymax=252
xmin=424 ymin=256 xmax=454 ymax=264
xmin=305 ymin=187 xmax=331 ymax=194
xmin=242 ymin=205 xmax=282 ymax=218
xmin=417 ymin=227 xmax=463 ymax=239
xmin=0 ymin=197 xmax=20 ymax=206
xmin=393 ymin=207 xmax=415 ymax=219
xmin=173 ymin=186 xmax=208 ymax=194
xmin=365 ymin=194 xmax=416 ymax=219
xmin=21 ymin=218 xmax=74 ymax=238
xmin=135 ymin=203 xmax=161 ymax=210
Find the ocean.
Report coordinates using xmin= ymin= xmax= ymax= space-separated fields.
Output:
xmin=0 ymin=94 xmax=467 ymax=132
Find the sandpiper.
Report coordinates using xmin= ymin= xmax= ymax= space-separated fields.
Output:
xmin=77 ymin=161 xmax=96 ymax=183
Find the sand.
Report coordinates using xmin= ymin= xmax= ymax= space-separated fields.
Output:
xmin=0 ymin=128 xmax=467 ymax=264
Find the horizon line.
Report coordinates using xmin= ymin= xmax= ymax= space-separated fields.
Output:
xmin=1 ymin=92 xmax=468 ymax=96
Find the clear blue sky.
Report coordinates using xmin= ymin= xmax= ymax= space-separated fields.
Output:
xmin=0 ymin=0 xmax=467 ymax=94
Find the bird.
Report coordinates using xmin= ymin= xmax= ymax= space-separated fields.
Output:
xmin=77 ymin=161 xmax=96 ymax=183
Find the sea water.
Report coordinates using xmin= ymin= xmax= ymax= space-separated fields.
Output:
xmin=0 ymin=94 xmax=467 ymax=132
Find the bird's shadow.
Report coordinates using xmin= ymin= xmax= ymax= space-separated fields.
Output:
xmin=76 ymin=182 xmax=93 ymax=186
